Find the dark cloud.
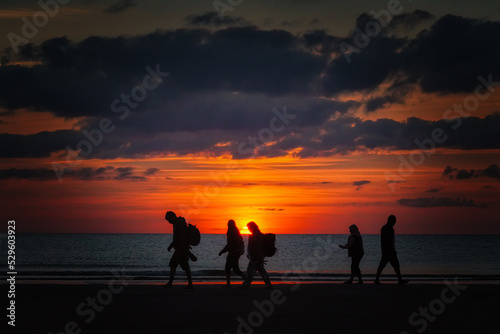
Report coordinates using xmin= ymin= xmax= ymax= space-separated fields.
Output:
xmin=114 ymin=167 xmax=147 ymax=181
xmin=457 ymin=169 xmax=475 ymax=180
xmin=0 ymin=168 xmax=60 ymax=181
xmin=0 ymin=166 xmax=158 ymax=181
xmin=364 ymin=84 xmax=411 ymax=112
xmin=387 ymin=180 xmax=406 ymax=184
xmin=0 ymin=166 xmax=114 ymax=181
xmin=258 ymin=208 xmax=284 ymax=211
xmin=1 ymin=43 xmax=41 ymax=65
xmin=0 ymin=130 xmax=82 ymax=158
xmin=2 ymin=112 xmax=498 ymax=160
xmin=73 ymin=166 xmax=115 ymax=180
xmin=144 ymin=167 xmax=160 ymax=176
xmin=185 ymin=12 xmax=250 ymax=27
xmin=353 ymin=10 xmax=434 ymax=35
xmin=401 ymin=14 xmax=500 ymax=94
xmin=442 ymin=166 xmax=456 ymax=178
xmin=0 ymin=27 xmax=325 ymax=118
xmin=103 ymin=0 xmax=137 ymax=14
xmin=386 ymin=10 xmax=435 ymax=32
xmin=318 ymin=11 xmax=428 ymax=96
xmin=288 ymin=114 xmax=500 ymax=158
xmin=365 ymin=96 xmax=397 ymax=113
xmin=480 ymin=164 xmax=500 ymax=180
xmin=426 ymin=188 xmax=440 ymax=193
xmin=302 ymin=29 xmax=342 ymax=56
xmin=352 ymin=180 xmax=370 ymax=190
xmin=102 ymin=93 xmax=356 ymax=137
xmin=1 ymin=14 xmax=499 ymax=121
xmin=321 ymin=13 xmax=500 ymax=108
xmin=321 ymin=35 xmax=406 ymax=95
xmin=442 ymin=164 xmax=500 ymax=181
xmin=1 ymin=14 xmax=500 ymax=160
xmin=351 ymin=180 xmax=367 ymax=187
xmin=398 ymin=197 xmax=488 ymax=208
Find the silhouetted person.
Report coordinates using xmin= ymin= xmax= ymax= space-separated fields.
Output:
xmin=374 ymin=215 xmax=409 ymax=285
xmin=219 ymin=220 xmax=247 ymax=287
xmin=241 ymin=222 xmax=272 ymax=289
xmin=339 ymin=224 xmax=364 ymax=284
xmin=164 ymin=211 xmax=193 ymax=289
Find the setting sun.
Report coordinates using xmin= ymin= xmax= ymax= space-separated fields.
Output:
xmin=240 ymin=226 xmax=251 ymax=235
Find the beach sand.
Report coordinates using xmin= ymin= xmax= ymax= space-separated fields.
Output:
xmin=7 ymin=281 xmax=498 ymax=334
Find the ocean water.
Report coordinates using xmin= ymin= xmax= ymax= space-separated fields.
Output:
xmin=1 ymin=234 xmax=499 ymax=281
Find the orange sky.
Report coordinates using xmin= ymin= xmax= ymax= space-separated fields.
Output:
xmin=1 ymin=3 xmax=499 ymax=234
xmin=2 ymin=152 xmax=498 ymax=234
xmin=1 ymin=99 xmax=498 ymax=234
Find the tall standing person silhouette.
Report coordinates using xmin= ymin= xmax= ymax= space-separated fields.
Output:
xmin=339 ymin=224 xmax=364 ymax=284
xmin=374 ymin=215 xmax=409 ymax=285
xmin=219 ymin=220 xmax=247 ymax=287
xmin=241 ymin=222 xmax=272 ymax=289
xmin=164 ymin=211 xmax=194 ymax=289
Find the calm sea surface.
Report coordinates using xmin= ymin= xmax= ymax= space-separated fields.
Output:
xmin=1 ymin=234 xmax=499 ymax=281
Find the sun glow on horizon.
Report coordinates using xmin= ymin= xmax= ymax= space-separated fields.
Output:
xmin=240 ymin=226 xmax=251 ymax=235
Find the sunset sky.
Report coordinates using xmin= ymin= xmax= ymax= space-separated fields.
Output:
xmin=1 ymin=0 xmax=499 ymax=234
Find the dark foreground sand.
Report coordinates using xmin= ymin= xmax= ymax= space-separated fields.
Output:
xmin=4 ymin=281 xmax=498 ymax=334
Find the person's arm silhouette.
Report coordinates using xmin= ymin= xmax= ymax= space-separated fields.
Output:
xmin=339 ymin=235 xmax=355 ymax=249
xmin=219 ymin=245 xmax=228 ymax=256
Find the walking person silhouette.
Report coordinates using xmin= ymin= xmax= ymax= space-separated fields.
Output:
xmin=241 ymin=222 xmax=272 ymax=289
xmin=219 ymin=220 xmax=247 ymax=287
xmin=339 ymin=224 xmax=364 ymax=284
xmin=164 ymin=211 xmax=194 ymax=289
xmin=374 ymin=215 xmax=409 ymax=285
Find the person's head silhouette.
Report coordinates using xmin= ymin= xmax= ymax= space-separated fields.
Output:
xmin=165 ymin=211 xmax=177 ymax=224
xmin=387 ymin=214 xmax=396 ymax=227
xmin=247 ymin=221 xmax=259 ymax=234
xmin=228 ymin=219 xmax=236 ymax=228
xmin=349 ymin=224 xmax=360 ymax=234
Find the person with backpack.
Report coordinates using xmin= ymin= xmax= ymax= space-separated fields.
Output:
xmin=218 ymin=220 xmax=247 ymax=287
xmin=339 ymin=224 xmax=364 ymax=284
xmin=241 ymin=221 xmax=272 ymax=289
xmin=164 ymin=211 xmax=194 ymax=289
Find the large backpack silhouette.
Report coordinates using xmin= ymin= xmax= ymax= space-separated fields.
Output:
xmin=187 ymin=223 xmax=201 ymax=246
xmin=262 ymin=233 xmax=277 ymax=257
xmin=177 ymin=217 xmax=200 ymax=246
